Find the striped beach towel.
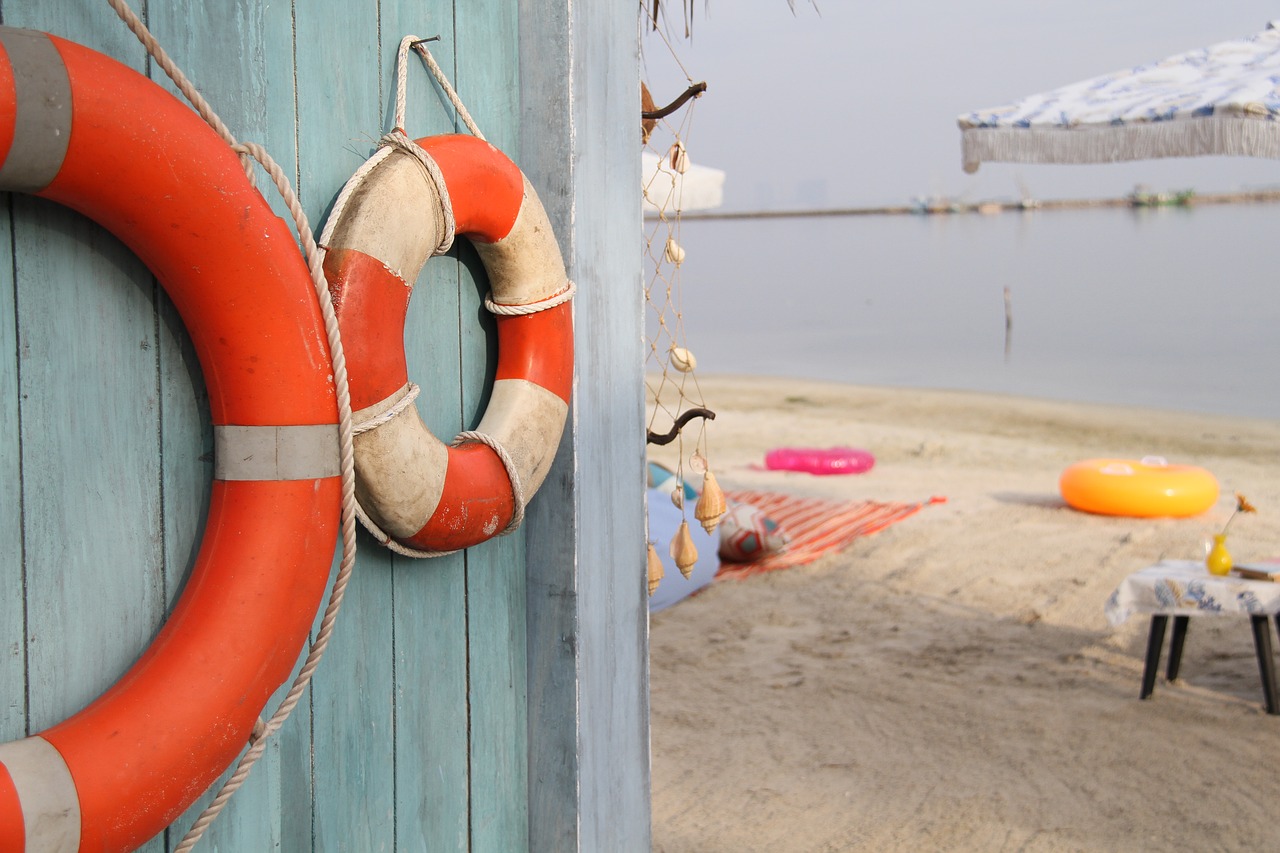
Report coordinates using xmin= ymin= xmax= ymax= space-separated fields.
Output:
xmin=716 ymin=490 xmax=942 ymax=579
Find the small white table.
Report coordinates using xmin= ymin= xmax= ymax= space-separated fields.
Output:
xmin=1106 ymin=560 xmax=1280 ymax=714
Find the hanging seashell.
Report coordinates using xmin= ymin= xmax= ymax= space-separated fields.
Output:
xmin=664 ymin=237 xmax=686 ymax=266
xmin=669 ymin=140 xmax=689 ymax=174
xmin=647 ymin=542 xmax=665 ymax=596
xmin=669 ymin=346 xmax=697 ymax=373
xmin=670 ymin=484 xmax=686 ymax=509
xmin=695 ymin=470 xmax=726 ymax=534
xmin=689 ymin=450 xmax=708 ymax=475
xmin=669 ymin=520 xmax=698 ymax=579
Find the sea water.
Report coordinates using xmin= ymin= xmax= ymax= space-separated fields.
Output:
xmin=663 ymin=202 xmax=1280 ymax=420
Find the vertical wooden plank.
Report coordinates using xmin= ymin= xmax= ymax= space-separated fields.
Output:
xmin=394 ymin=250 xmax=471 ymax=853
xmin=519 ymin=1 xmax=650 ymax=851
xmin=292 ymin=2 xmax=396 ymax=850
xmin=247 ymin=5 xmax=321 ymax=849
xmin=0 ymin=198 xmax=21 ymax=744
xmin=143 ymin=1 xmax=302 ymax=848
xmin=378 ymin=3 xmax=474 ymax=852
xmin=454 ymin=4 xmax=530 ymax=851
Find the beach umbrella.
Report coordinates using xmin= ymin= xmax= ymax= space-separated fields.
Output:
xmin=959 ymin=21 xmax=1280 ymax=173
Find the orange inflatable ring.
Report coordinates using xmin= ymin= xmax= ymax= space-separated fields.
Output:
xmin=1059 ymin=457 xmax=1219 ymax=518
xmin=322 ymin=134 xmax=572 ymax=553
xmin=0 ymin=28 xmax=340 ymax=851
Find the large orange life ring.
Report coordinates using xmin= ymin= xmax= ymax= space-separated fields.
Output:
xmin=0 ymin=28 xmax=340 ymax=852
xmin=322 ymin=133 xmax=572 ymax=553
xmin=1060 ymin=457 xmax=1219 ymax=518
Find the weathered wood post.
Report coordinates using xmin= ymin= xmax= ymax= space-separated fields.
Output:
xmin=519 ymin=4 xmax=650 ymax=850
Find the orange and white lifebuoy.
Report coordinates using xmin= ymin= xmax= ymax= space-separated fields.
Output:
xmin=322 ymin=133 xmax=573 ymax=553
xmin=0 ymin=28 xmax=340 ymax=851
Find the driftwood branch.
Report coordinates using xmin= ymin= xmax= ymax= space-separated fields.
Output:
xmin=641 ymin=82 xmax=707 ymax=120
xmin=647 ymin=407 xmax=716 ymax=446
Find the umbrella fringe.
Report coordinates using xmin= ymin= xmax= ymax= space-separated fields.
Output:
xmin=961 ymin=115 xmax=1280 ymax=173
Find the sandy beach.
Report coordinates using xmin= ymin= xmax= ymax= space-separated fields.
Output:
xmin=647 ymin=374 xmax=1280 ymax=852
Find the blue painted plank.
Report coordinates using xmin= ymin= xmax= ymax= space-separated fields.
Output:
xmin=453 ymin=4 xmax=530 ymax=849
xmin=565 ymin=6 xmax=651 ymax=842
xmin=14 ymin=203 xmax=164 ymax=720
xmin=0 ymin=184 xmax=21 ymax=744
xmin=518 ymin=2 xmax=651 ymax=851
xmin=278 ymin=681 xmax=315 ymax=853
xmin=251 ymin=3 xmax=317 ymax=847
xmin=514 ymin=5 xmax=583 ymax=844
xmin=376 ymin=3 xmax=486 ymax=845
xmin=292 ymin=2 xmax=397 ymax=850
xmin=379 ymin=6 xmax=475 ymax=851
xmin=5 ymin=0 xmax=165 ymax=724
xmin=144 ymin=2 xmax=302 ymax=847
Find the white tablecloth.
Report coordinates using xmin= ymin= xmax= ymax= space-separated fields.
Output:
xmin=1105 ymin=560 xmax=1280 ymax=627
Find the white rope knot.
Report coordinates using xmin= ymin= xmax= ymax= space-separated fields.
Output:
xmin=377 ymin=131 xmax=456 ymax=256
xmin=353 ymin=383 xmax=421 ymax=436
xmin=453 ymin=430 xmax=526 ymax=534
xmin=485 ymin=280 xmax=577 ymax=316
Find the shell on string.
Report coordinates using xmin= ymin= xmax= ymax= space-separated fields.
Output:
xmin=669 ymin=520 xmax=698 ymax=579
xmin=664 ymin=237 xmax=686 ymax=266
xmin=695 ymin=470 xmax=726 ymax=534
xmin=669 ymin=140 xmax=689 ymax=174
xmin=647 ymin=542 xmax=665 ymax=596
xmin=669 ymin=346 xmax=697 ymax=373
xmin=670 ymin=485 xmax=685 ymax=509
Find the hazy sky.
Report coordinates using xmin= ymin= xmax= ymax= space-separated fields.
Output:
xmin=641 ymin=2 xmax=1280 ymax=211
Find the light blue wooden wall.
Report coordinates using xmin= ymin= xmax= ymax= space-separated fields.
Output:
xmin=0 ymin=1 xmax=645 ymax=851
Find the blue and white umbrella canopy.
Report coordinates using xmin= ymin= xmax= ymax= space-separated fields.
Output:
xmin=959 ymin=21 xmax=1280 ymax=173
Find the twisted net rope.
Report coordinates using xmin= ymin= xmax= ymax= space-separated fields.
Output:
xmin=642 ymin=43 xmax=717 ymax=578
xmin=105 ymin=1 xmax=359 ymax=850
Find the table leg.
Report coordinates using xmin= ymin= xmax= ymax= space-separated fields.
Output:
xmin=1250 ymin=614 xmax=1279 ymax=715
xmin=1166 ymin=616 xmax=1190 ymax=682
xmin=1141 ymin=615 xmax=1168 ymax=700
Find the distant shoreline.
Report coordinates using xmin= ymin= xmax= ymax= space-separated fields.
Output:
xmin=667 ymin=187 xmax=1280 ymax=221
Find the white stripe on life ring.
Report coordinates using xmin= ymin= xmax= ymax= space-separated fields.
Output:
xmin=471 ymin=377 xmax=570 ymax=498
xmin=0 ymin=737 xmax=80 ymax=852
xmin=214 ymin=424 xmax=341 ymax=481
xmin=0 ymin=28 xmax=71 ymax=191
xmin=476 ymin=176 xmax=571 ymax=307
xmin=352 ymin=384 xmax=450 ymax=538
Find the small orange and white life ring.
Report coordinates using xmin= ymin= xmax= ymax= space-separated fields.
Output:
xmin=321 ymin=133 xmax=573 ymax=554
xmin=0 ymin=28 xmax=340 ymax=851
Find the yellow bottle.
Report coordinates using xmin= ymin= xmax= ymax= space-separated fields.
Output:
xmin=1206 ymin=533 xmax=1233 ymax=576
